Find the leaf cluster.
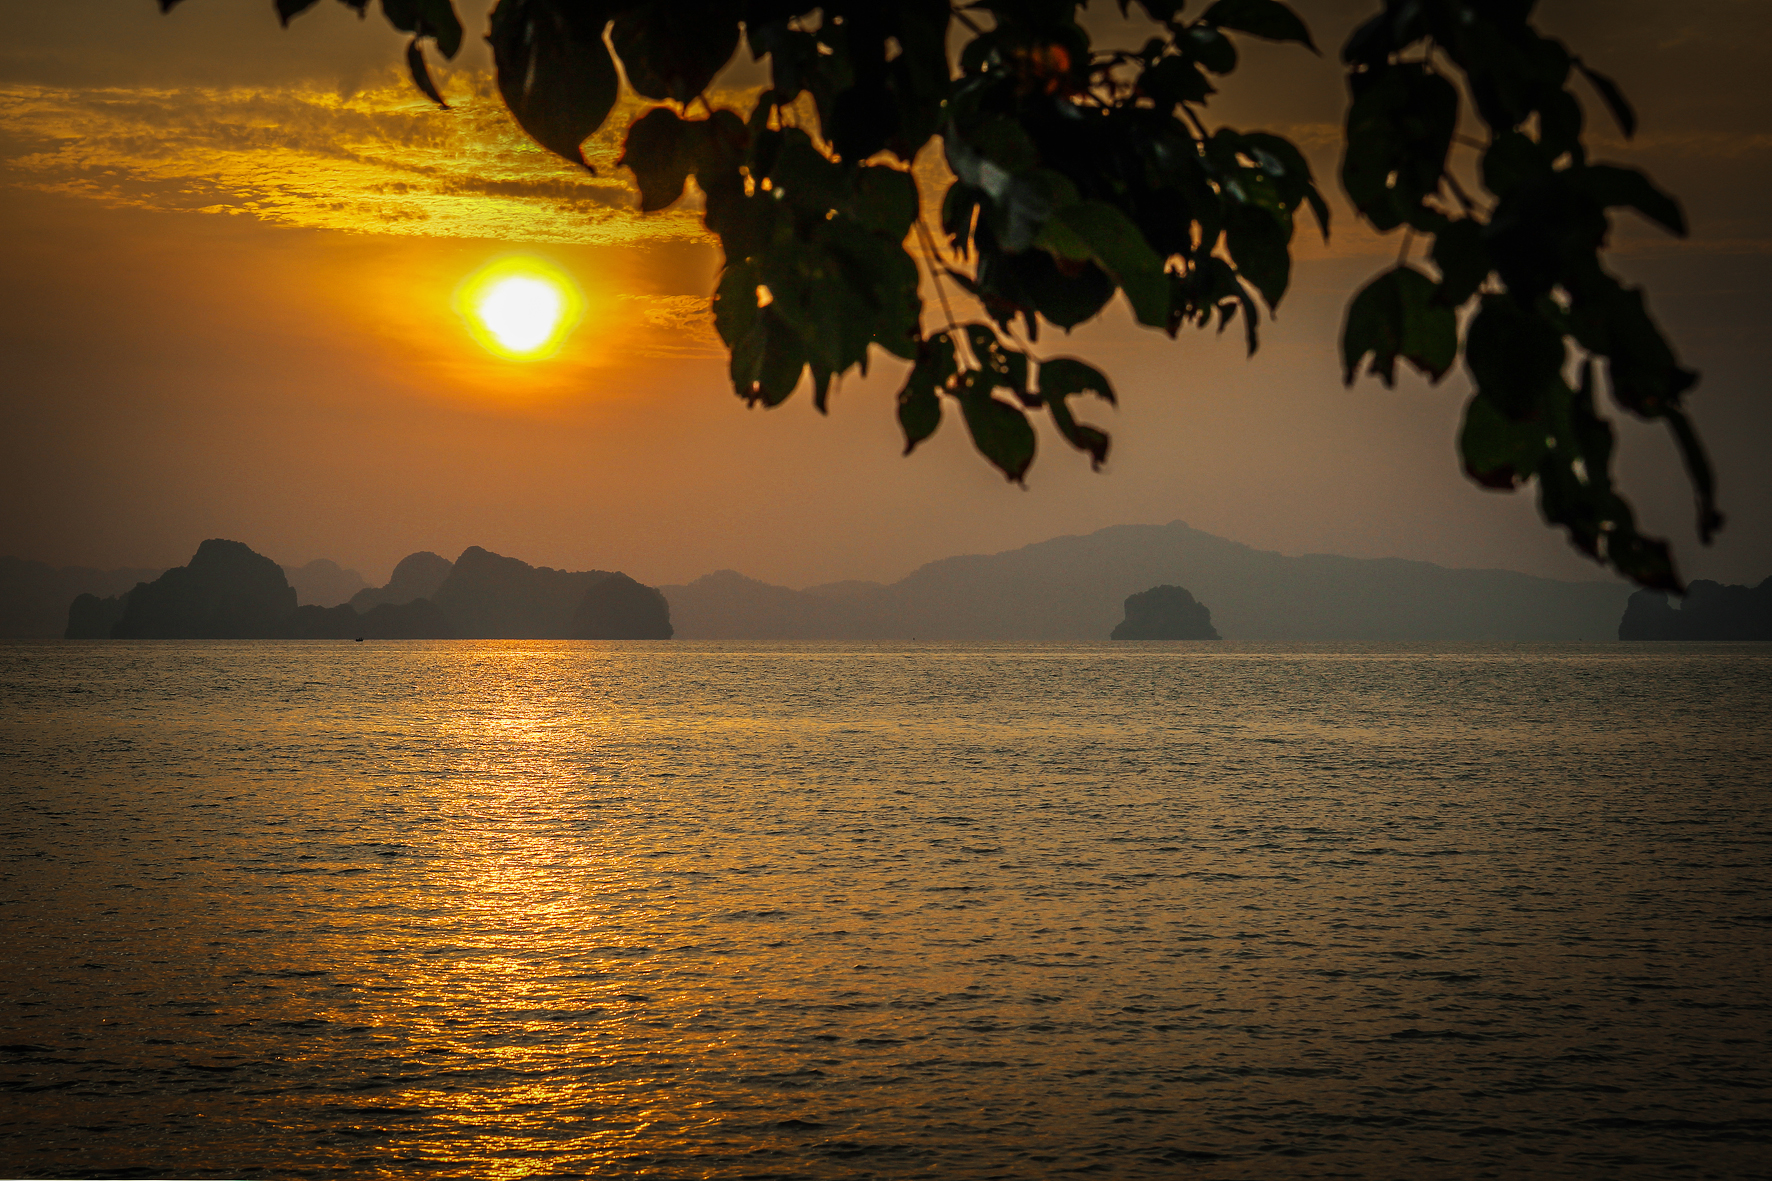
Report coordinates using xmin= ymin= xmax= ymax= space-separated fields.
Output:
xmin=173 ymin=0 xmax=1719 ymax=588
xmin=158 ymin=0 xmax=468 ymax=106
xmin=1337 ymin=0 xmax=1716 ymax=589
xmin=459 ymin=0 xmax=1327 ymax=484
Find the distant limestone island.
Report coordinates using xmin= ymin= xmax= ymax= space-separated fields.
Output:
xmin=1111 ymin=585 xmax=1220 ymax=640
xmin=1619 ymin=578 xmax=1772 ymax=640
xmin=64 ymin=540 xmax=672 ymax=640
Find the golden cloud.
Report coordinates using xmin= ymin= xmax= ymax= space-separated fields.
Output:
xmin=0 ymin=70 xmax=707 ymax=245
xmin=615 ymin=294 xmax=722 ymax=356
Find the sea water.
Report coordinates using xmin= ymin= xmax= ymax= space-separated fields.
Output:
xmin=1 ymin=640 xmax=1768 ymax=1179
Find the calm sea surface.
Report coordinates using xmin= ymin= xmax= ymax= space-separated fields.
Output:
xmin=1 ymin=640 xmax=1768 ymax=1180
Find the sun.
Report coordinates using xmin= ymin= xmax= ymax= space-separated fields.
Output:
xmin=455 ymin=257 xmax=585 ymax=360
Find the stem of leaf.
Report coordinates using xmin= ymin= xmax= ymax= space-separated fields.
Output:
xmin=1442 ymin=171 xmax=1486 ymax=217
xmin=915 ymin=219 xmax=960 ymax=337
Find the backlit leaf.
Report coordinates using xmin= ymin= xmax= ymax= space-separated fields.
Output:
xmin=1035 ymin=201 xmax=1170 ymax=328
xmin=611 ymin=1 xmax=742 ymax=104
xmin=1577 ymin=164 xmax=1686 ymax=237
xmin=1577 ymin=62 xmax=1637 ymax=139
xmin=489 ymin=0 xmax=619 ymax=169
xmin=619 ymin=106 xmax=696 ymax=212
xmin=1199 ymin=0 xmax=1317 ymax=53
xmin=1341 ymin=266 xmax=1457 ymax=386
xmin=956 ymin=371 xmax=1037 ymax=483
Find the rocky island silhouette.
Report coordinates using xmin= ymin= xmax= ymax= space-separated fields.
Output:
xmin=1618 ymin=578 xmax=1772 ymax=640
xmin=64 ymin=540 xmax=673 ymax=640
xmin=1110 ymin=585 xmax=1221 ymax=640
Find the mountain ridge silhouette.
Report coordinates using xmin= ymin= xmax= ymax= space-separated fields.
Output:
xmin=660 ymin=520 xmax=1634 ymax=641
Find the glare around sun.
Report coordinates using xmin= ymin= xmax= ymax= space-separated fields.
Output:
xmin=456 ymin=258 xmax=583 ymax=360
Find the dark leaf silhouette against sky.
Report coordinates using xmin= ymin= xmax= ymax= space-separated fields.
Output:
xmin=0 ymin=0 xmax=1766 ymax=590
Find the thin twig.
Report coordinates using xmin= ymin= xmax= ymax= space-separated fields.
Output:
xmin=1441 ymin=171 xmax=1487 ymax=217
xmin=915 ymin=219 xmax=960 ymax=335
xmin=1397 ymin=227 xmax=1415 ymax=264
xmin=1182 ymin=103 xmax=1211 ymax=142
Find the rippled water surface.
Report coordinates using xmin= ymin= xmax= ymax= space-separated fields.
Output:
xmin=2 ymin=640 xmax=1769 ymax=1179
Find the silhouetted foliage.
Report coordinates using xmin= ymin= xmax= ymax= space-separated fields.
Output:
xmin=155 ymin=0 xmax=1717 ymax=589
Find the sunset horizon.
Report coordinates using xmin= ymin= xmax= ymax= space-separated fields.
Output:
xmin=4 ymin=3 xmax=1768 ymax=1178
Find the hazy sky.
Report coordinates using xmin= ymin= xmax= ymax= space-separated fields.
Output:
xmin=1 ymin=0 xmax=1766 ymax=589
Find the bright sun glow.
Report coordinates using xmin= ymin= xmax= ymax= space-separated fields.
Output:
xmin=456 ymin=258 xmax=584 ymax=360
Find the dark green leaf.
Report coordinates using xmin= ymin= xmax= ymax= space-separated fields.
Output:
xmin=810 ymin=362 xmax=833 ymax=414
xmin=768 ymin=134 xmax=845 ymax=215
xmin=489 ymin=0 xmax=619 ymax=169
xmin=962 ymin=115 xmax=1041 ymax=177
xmin=619 ymin=107 xmax=696 ymax=212
xmin=1037 ymin=357 xmax=1115 ymax=407
xmin=711 ymin=257 xmax=761 ymax=349
xmin=1180 ymin=25 xmax=1238 ymax=74
xmin=1576 ymin=62 xmax=1636 ymax=139
xmin=1530 ymin=365 xmax=1683 ymax=591
xmin=729 ymin=308 xmax=805 ymax=407
xmin=1459 ymin=392 xmax=1548 ymax=489
xmin=1664 ymin=407 xmax=1724 ymax=543
xmin=1341 ymin=65 xmax=1458 ymax=231
xmin=1141 ymin=57 xmax=1215 ymax=107
xmin=956 ymin=371 xmax=1038 ymax=483
xmin=276 ymin=0 xmax=321 ymax=25
xmin=1038 ymin=356 xmax=1115 ymax=467
xmin=1577 ymin=164 xmax=1686 ymax=237
xmin=898 ymin=334 xmax=956 ymax=454
xmin=1241 ymin=131 xmax=1328 ymax=239
xmin=1199 ymin=0 xmax=1318 ymax=52
xmin=1480 ymin=131 xmax=1552 ymax=199
xmin=1035 ymin=201 xmax=1170 ymax=328
xmin=1569 ymin=277 xmax=1697 ymax=419
xmin=404 ymin=38 xmax=447 ymax=108
xmin=381 ymin=0 xmax=463 ymax=58
xmin=1463 ymin=296 xmax=1566 ymax=417
xmin=1430 ymin=219 xmax=1490 ymax=306
xmin=610 ymin=1 xmax=741 ymax=104
xmin=965 ymin=324 xmax=1030 ymax=397
xmin=850 ymin=166 xmax=920 ymax=238
xmin=982 ymin=250 xmax=1116 ymax=331
xmin=1224 ymin=204 xmax=1290 ymax=310
xmin=1341 ymin=265 xmax=1457 ymax=386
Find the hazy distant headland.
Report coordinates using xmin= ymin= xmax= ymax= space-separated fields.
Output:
xmin=661 ymin=521 xmax=1639 ymax=642
xmin=60 ymin=540 xmax=672 ymax=640
xmin=0 ymin=557 xmax=165 ymax=638
xmin=282 ymin=558 xmax=369 ymax=608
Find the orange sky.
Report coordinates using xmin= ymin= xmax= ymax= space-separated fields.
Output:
xmin=1 ymin=0 xmax=1767 ymax=589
